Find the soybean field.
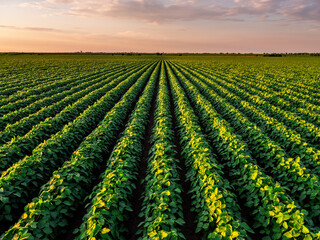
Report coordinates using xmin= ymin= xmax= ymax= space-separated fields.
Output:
xmin=1 ymin=54 xmax=320 ymax=240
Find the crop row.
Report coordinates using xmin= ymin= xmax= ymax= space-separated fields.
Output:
xmin=2 ymin=61 xmax=159 ymax=240
xmin=176 ymin=62 xmax=320 ymax=178
xmin=0 ymin=63 xmax=150 ymax=173
xmin=167 ymin=61 xmax=317 ymax=239
xmin=0 ymin=62 xmax=142 ymax=143
xmin=0 ymin=57 xmax=320 ymax=240
xmin=0 ymin=63 xmax=140 ymax=131
xmin=173 ymin=62 xmax=320 ymax=225
xmin=0 ymin=62 xmax=157 ymax=228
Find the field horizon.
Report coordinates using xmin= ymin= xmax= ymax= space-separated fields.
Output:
xmin=0 ymin=54 xmax=320 ymax=239
xmin=2 ymin=0 xmax=320 ymax=238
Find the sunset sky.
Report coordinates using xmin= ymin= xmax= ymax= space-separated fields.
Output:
xmin=0 ymin=0 xmax=319 ymax=53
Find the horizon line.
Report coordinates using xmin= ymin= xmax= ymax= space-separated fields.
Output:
xmin=1 ymin=52 xmax=320 ymax=55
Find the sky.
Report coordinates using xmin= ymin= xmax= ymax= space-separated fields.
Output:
xmin=0 ymin=0 xmax=319 ymax=53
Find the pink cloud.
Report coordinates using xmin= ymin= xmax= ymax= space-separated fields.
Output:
xmin=282 ymin=0 xmax=320 ymax=21
xmin=22 ymin=0 xmax=320 ymax=23
xmin=0 ymin=25 xmax=66 ymax=33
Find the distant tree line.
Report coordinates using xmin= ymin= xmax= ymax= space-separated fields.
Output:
xmin=1 ymin=52 xmax=320 ymax=56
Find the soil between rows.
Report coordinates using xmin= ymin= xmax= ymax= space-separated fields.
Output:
xmin=165 ymin=62 xmax=202 ymax=240
xmin=169 ymin=61 xmax=263 ymax=239
xmin=124 ymin=66 xmax=160 ymax=240
xmin=62 ymin=67 xmax=155 ymax=240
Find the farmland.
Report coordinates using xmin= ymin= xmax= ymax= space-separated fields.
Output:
xmin=0 ymin=53 xmax=320 ymax=239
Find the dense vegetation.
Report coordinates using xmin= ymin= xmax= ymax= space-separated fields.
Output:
xmin=0 ymin=54 xmax=320 ymax=239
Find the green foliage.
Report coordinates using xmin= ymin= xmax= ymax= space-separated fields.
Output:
xmin=76 ymin=62 xmax=160 ymax=240
xmin=167 ymin=62 xmax=248 ymax=239
xmin=0 ymin=62 xmax=156 ymax=228
xmin=1 ymin=55 xmax=320 ymax=239
xmin=171 ymin=61 xmax=320 ymax=225
xmin=167 ymin=61 xmax=318 ymax=238
xmin=139 ymin=62 xmax=185 ymax=239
